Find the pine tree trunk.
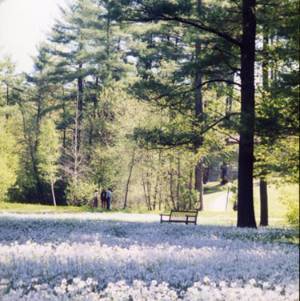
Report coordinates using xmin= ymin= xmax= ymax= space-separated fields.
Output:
xmin=259 ymin=178 xmax=268 ymax=226
xmin=123 ymin=148 xmax=136 ymax=209
xmin=259 ymin=29 xmax=269 ymax=226
xmin=74 ymin=93 xmax=80 ymax=183
xmin=189 ymin=167 xmax=193 ymax=209
xmin=195 ymin=160 xmax=204 ymax=211
xmin=77 ymin=66 xmax=84 ymax=152
xmin=158 ymin=181 xmax=163 ymax=211
xmin=176 ymin=155 xmax=181 ymax=209
xmin=169 ymin=169 xmax=176 ymax=209
xmin=193 ymin=0 xmax=204 ymax=212
xmin=237 ymin=0 xmax=257 ymax=228
xmin=51 ymin=179 xmax=57 ymax=207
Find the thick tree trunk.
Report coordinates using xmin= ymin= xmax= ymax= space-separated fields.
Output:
xmin=237 ymin=0 xmax=257 ymax=228
xmin=123 ymin=148 xmax=136 ymax=209
xmin=194 ymin=2 xmax=204 ymax=211
xmin=50 ymin=179 xmax=57 ymax=206
xmin=259 ymin=178 xmax=268 ymax=226
xmin=259 ymin=30 xmax=269 ymax=226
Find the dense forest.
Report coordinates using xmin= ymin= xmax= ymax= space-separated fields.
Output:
xmin=0 ymin=0 xmax=298 ymax=227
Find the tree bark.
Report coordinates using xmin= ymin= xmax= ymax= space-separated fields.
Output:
xmin=188 ymin=166 xmax=193 ymax=209
xmin=77 ymin=66 xmax=84 ymax=152
xmin=50 ymin=179 xmax=57 ymax=206
xmin=259 ymin=178 xmax=268 ymax=226
xmin=176 ymin=155 xmax=181 ymax=209
xmin=194 ymin=0 xmax=204 ymax=211
xmin=195 ymin=159 xmax=204 ymax=211
xmin=237 ymin=0 xmax=257 ymax=228
xmin=123 ymin=147 xmax=136 ymax=209
xmin=169 ymin=168 xmax=176 ymax=209
xmin=259 ymin=29 xmax=269 ymax=226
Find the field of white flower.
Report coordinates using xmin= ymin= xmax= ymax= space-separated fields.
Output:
xmin=0 ymin=213 xmax=298 ymax=301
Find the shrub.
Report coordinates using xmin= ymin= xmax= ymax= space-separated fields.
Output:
xmin=286 ymin=200 xmax=299 ymax=226
xmin=279 ymin=186 xmax=299 ymax=227
xmin=66 ymin=180 xmax=97 ymax=206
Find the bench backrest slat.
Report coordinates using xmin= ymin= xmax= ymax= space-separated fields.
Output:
xmin=170 ymin=210 xmax=198 ymax=217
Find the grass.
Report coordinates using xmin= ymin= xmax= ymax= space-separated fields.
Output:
xmin=0 ymin=202 xmax=90 ymax=213
xmin=0 ymin=201 xmax=162 ymax=215
xmin=0 ymin=181 xmax=298 ymax=228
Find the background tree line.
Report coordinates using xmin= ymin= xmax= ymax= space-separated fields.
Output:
xmin=0 ymin=0 xmax=298 ymax=227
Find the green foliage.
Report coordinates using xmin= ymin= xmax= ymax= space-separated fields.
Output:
xmin=279 ymin=186 xmax=299 ymax=227
xmin=66 ymin=180 xmax=97 ymax=206
xmin=286 ymin=201 xmax=299 ymax=227
xmin=0 ymin=118 xmax=19 ymax=200
xmin=37 ymin=118 xmax=60 ymax=184
xmin=0 ymin=0 xmax=297 ymax=225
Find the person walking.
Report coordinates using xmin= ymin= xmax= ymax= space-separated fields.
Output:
xmin=220 ymin=162 xmax=228 ymax=185
xmin=106 ymin=188 xmax=112 ymax=210
xmin=100 ymin=189 xmax=107 ymax=209
xmin=93 ymin=190 xmax=99 ymax=208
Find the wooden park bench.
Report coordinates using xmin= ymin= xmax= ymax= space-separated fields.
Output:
xmin=160 ymin=210 xmax=198 ymax=225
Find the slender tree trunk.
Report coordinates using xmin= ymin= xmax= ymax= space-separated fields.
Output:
xmin=89 ymin=77 xmax=99 ymax=146
xmin=141 ymin=175 xmax=149 ymax=210
xmin=146 ymin=173 xmax=152 ymax=210
xmin=259 ymin=29 xmax=269 ymax=226
xmin=158 ymin=180 xmax=163 ymax=210
xmin=123 ymin=147 xmax=136 ymax=209
xmin=195 ymin=159 xmax=204 ymax=211
xmin=77 ymin=65 xmax=84 ymax=152
xmin=74 ymin=93 xmax=80 ymax=183
xmin=176 ymin=155 xmax=181 ymax=209
xmin=152 ymin=150 xmax=162 ymax=210
xmin=61 ymin=87 xmax=67 ymax=148
xmin=5 ymin=83 xmax=9 ymax=119
xmin=169 ymin=169 xmax=176 ymax=209
xmin=152 ymin=174 xmax=159 ymax=211
xmin=50 ymin=179 xmax=57 ymax=206
xmin=259 ymin=178 xmax=268 ymax=226
xmin=237 ymin=0 xmax=257 ymax=228
xmin=188 ymin=166 xmax=193 ymax=209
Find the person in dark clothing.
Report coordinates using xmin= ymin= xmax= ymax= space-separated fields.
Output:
xmin=220 ymin=162 xmax=228 ymax=185
xmin=93 ymin=190 xmax=99 ymax=208
xmin=106 ymin=188 xmax=112 ymax=210
xmin=203 ymin=167 xmax=210 ymax=184
xmin=100 ymin=189 xmax=107 ymax=209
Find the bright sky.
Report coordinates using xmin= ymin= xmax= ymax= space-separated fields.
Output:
xmin=0 ymin=0 xmax=70 ymax=73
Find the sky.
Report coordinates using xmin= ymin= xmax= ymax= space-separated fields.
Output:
xmin=0 ymin=0 xmax=70 ymax=73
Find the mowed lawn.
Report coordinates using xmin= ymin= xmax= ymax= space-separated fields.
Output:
xmin=1 ymin=182 xmax=297 ymax=227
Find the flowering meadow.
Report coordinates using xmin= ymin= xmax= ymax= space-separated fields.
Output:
xmin=0 ymin=213 xmax=298 ymax=301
